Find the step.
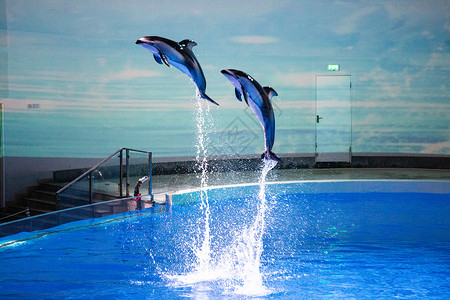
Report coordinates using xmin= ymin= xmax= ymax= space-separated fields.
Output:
xmin=4 ymin=202 xmax=29 ymax=213
xmin=25 ymin=197 xmax=57 ymax=211
xmin=28 ymin=205 xmax=54 ymax=216
xmin=28 ymin=189 xmax=58 ymax=202
xmin=39 ymin=182 xmax=67 ymax=193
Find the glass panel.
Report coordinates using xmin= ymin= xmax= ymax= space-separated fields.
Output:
xmin=92 ymin=153 xmax=121 ymax=201
xmin=0 ymin=196 xmax=161 ymax=238
xmin=0 ymin=149 xmax=152 ymax=238
xmin=315 ymin=75 xmax=352 ymax=162
xmin=58 ymin=175 xmax=91 ymax=208
xmin=52 ymin=149 xmax=151 ymax=217
xmin=127 ymin=151 xmax=150 ymax=197
xmin=56 ymin=149 xmax=152 ymax=204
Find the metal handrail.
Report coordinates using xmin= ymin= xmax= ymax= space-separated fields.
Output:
xmin=56 ymin=148 xmax=152 ymax=208
xmin=0 ymin=207 xmax=30 ymax=222
xmin=56 ymin=149 xmax=122 ymax=195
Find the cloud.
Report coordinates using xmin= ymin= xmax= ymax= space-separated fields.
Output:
xmin=352 ymin=101 xmax=450 ymax=110
xmin=445 ymin=20 xmax=450 ymax=32
xmin=274 ymin=72 xmax=315 ymax=87
xmin=334 ymin=6 xmax=378 ymax=34
xmin=231 ymin=35 xmax=279 ymax=45
xmin=101 ymin=66 xmax=163 ymax=83
xmin=420 ymin=141 xmax=450 ymax=154
xmin=3 ymin=67 xmax=164 ymax=104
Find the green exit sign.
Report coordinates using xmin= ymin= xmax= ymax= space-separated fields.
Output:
xmin=327 ymin=64 xmax=340 ymax=71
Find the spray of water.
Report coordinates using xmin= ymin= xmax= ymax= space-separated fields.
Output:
xmin=193 ymin=92 xmax=213 ymax=275
xmin=176 ymin=159 xmax=278 ymax=295
xmin=231 ymin=159 xmax=277 ymax=295
xmin=172 ymin=92 xmax=278 ymax=296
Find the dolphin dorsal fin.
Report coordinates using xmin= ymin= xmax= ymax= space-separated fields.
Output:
xmin=263 ymin=86 xmax=278 ymax=99
xmin=179 ymin=39 xmax=198 ymax=51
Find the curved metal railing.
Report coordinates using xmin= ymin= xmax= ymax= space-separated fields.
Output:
xmin=56 ymin=148 xmax=152 ymax=209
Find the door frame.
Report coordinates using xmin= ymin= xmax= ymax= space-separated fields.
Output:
xmin=314 ymin=75 xmax=352 ymax=163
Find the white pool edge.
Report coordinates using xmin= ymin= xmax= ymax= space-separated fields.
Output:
xmin=167 ymin=180 xmax=450 ymax=205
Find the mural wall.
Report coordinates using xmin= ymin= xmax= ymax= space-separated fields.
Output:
xmin=0 ymin=0 xmax=449 ymax=159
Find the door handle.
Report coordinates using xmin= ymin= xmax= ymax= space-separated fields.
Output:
xmin=316 ymin=115 xmax=323 ymax=123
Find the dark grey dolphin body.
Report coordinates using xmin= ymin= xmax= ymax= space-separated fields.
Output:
xmin=136 ymin=36 xmax=218 ymax=106
xmin=221 ymin=69 xmax=280 ymax=161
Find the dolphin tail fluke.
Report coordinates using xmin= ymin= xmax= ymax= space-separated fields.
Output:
xmin=201 ymin=93 xmax=220 ymax=106
xmin=261 ymin=150 xmax=281 ymax=162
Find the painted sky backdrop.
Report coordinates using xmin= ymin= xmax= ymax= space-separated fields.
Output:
xmin=0 ymin=0 xmax=449 ymax=158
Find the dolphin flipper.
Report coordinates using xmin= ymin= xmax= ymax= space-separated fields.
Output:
xmin=160 ymin=53 xmax=171 ymax=67
xmin=153 ymin=54 xmax=163 ymax=65
xmin=234 ymin=87 xmax=249 ymax=106
xmin=235 ymin=88 xmax=243 ymax=102
xmin=241 ymin=86 xmax=249 ymax=106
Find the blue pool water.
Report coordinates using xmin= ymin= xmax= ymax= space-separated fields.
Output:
xmin=0 ymin=181 xmax=449 ymax=299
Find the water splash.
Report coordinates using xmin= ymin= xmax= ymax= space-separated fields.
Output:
xmin=193 ymin=91 xmax=213 ymax=274
xmin=231 ymin=158 xmax=277 ymax=295
xmin=172 ymin=91 xmax=277 ymax=296
xmin=173 ymin=158 xmax=278 ymax=296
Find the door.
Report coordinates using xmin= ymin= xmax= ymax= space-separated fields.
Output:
xmin=315 ymin=75 xmax=352 ymax=163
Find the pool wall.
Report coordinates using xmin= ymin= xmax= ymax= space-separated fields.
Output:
xmin=1 ymin=180 xmax=449 ymax=238
xmin=168 ymin=180 xmax=450 ymax=205
xmin=0 ymin=194 xmax=158 ymax=238
xmin=3 ymin=153 xmax=450 ymax=207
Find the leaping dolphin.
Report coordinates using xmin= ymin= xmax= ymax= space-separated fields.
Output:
xmin=136 ymin=36 xmax=219 ymax=106
xmin=221 ymin=69 xmax=281 ymax=161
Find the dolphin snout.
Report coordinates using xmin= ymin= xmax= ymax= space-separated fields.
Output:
xmin=135 ymin=38 xmax=146 ymax=44
xmin=136 ymin=36 xmax=154 ymax=44
xmin=221 ymin=69 xmax=233 ymax=76
xmin=221 ymin=69 xmax=248 ymax=79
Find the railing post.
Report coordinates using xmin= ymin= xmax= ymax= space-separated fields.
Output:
xmin=148 ymin=152 xmax=153 ymax=200
xmin=89 ymin=171 xmax=93 ymax=204
xmin=119 ymin=149 xmax=123 ymax=198
xmin=56 ymin=193 xmax=60 ymax=210
xmin=126 ymin=149 xmax=130 ymax=197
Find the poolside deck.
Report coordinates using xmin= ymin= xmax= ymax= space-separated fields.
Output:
xmin=151 ymin=168 xmax=450 ymax=202
xmin=1 ymin=167 xmax=448 ymax=237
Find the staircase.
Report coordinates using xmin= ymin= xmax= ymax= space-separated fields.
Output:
xmin=0 ymin=179 xmax=121 ymax=224
xmin=0 ymin=180 xmax=63 ymax=223
xmin=1 ymin=148 xmax=153 ymax=225
xmin=26 ymin=181 xmax=66 ymax=214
